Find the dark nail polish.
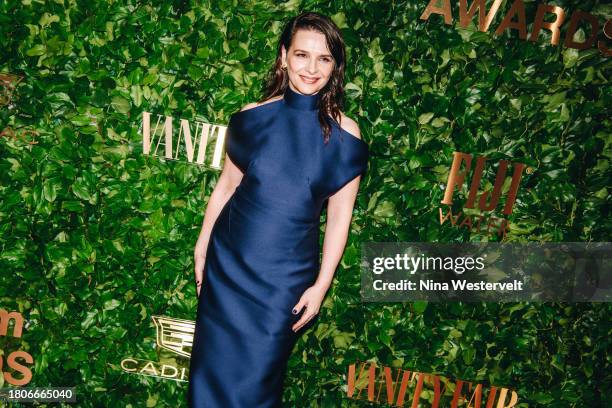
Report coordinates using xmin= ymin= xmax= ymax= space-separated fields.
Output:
xmin=292 ymin=309 xmax=297 ymax=314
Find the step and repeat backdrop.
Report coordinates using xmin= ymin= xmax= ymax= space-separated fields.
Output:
xmin=1 ymin=1 xmax=610 ymax=407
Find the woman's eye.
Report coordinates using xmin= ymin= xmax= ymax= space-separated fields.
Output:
xmin=297 ymin=53 xmax=306 ymax=57
xmin=321 ymin=58 xmax=331 ymax=62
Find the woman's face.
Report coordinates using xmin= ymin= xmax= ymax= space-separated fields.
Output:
xmin=282 ymin=29 xmax=335 ymax=95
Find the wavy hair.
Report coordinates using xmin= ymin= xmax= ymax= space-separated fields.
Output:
xmin=259 ymin=12 xmax=347 ymax=144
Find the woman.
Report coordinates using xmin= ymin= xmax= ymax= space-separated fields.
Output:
xmin=187 ymin=11 xmax=369 ymax=407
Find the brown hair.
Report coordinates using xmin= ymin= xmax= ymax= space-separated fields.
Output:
xmin=260 ymin=11 xmax=347 ymax=144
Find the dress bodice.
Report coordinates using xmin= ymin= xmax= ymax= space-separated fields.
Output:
xmin=225 ymin=86 xmax=369 ymax=221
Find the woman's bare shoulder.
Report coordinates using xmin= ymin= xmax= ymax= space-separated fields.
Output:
xmin=239 ymin=95 xmax=284 ymax=112
xmin=337 ymin=112 xmax=361 ymax=139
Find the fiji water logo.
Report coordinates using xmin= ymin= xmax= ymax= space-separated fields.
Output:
xmin=439 ymin=152 xmax=529 ymax=238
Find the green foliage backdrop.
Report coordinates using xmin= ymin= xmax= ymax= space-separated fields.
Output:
xmin=0 ymin=0 xmax=610 ymax=406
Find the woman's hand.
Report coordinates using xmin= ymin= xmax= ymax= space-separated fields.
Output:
xmin=194 ymin=254 xmax=205 ymax=297
xmin=194 ymin=242 xmax=207 ymax=297
xmin=291 ymin=284 xmax=328 ymax=332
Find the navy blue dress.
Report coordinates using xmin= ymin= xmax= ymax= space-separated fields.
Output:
xmin=187 ymin=86 xmax=369 ymax=407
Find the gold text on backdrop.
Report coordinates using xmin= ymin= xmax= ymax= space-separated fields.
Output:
xmin=141 ymin=111 xmax=227 ymax=168
xmin=120 ymin=315 xmax=194 ymax=382
xmin=439 ymin=152 xmax=527 ymax=237
xmin=0 ymin=309 xmax=34 ymax=386
xmin=346 ymin=361 xmax=518 ymax=407
xmin=420 ymin=0 xmax=611 ymax=56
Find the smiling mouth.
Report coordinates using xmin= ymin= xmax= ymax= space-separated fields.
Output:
xmin=300 ymin=75 xmax=319 ymax=83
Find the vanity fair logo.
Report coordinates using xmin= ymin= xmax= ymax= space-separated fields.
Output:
xmin=0 ymin=308 xmax=34 ymax=386
xmin=141 ymin=111 xmax=227 ymax=168
xmin=347 ymin=361 xmax=519 ymax=407
xmin=420 ymin=0 xmax=611 ymax=56
xmin=120 ymin=315 xmax=194 ymax=382
xmin=439 ymin=152 xmax=527 ymax=238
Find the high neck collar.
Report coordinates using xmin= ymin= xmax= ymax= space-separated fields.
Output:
xmin=283 ymin=86 xmax=321 ymax=111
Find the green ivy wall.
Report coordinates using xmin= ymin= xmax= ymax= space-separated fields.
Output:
xmin=0 ymin=0 xmax=610 ymax=407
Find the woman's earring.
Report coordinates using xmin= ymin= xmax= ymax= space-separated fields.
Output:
xmin=281 ymin=64 xmax=287 ymax=70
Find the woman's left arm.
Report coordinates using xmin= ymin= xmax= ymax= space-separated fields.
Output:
xmin=291 ymin=174 xmax=362 ymax=332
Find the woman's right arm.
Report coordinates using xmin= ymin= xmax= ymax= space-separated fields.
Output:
xmin=194 ymin=152 xmax=244 ymax=295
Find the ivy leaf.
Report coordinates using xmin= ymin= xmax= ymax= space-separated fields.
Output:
xmin=111 ymin=96 xmax=130 ymax=113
